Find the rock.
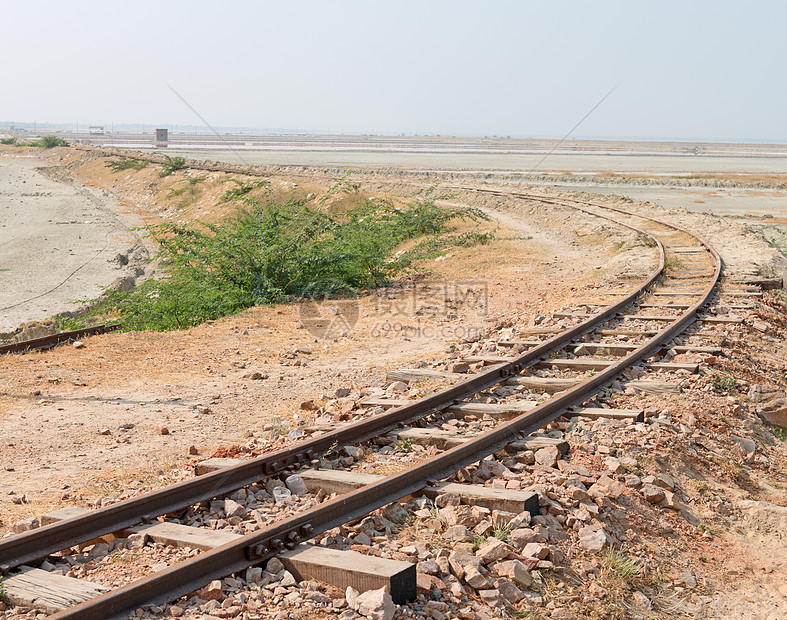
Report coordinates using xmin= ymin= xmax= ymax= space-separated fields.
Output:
xmin=300 ymin=399 xmax=316 ymax=410
xmin=495 ymin=577 xmax=523 ymax=603
xmin=346 ymin=586 xmax=359 ymax=609
xmin=509 ymin=527 xmax=539 ymax=548
xmin=578 ymin=526 xmax=609 ymax=552
xmin=641 ymin=484 xmax=665 ymax=503
xmin=534 ymin=446 xmax=560 ymax=468
xmin=267 ymin=557 xmax=285 ymax=574
xmin=415 ymin=572 xmax=433 ymax=594
xmin=245 ymin=567 xmax=262 ymax=583
xmin=157 ymin=426 xmax=169 ymax=435
xmin=588 ymin=475 xmax=625 ymax=499
xmin=98 ymin=428 xmax=112 ymax=435
xmin=448 ymin=362 xmax=471 ymax=373
xmin=335 ymin=388 xmax=352 ymax=398
xmin=285 ymin=474 xmax=309 ymax=495
xmin=354 ymin=532 xmax=372 ymax=546
xmin=441 ymin=505 xmax=479 ymax=528
xmin=521 ymin=542 xmax=549 ymax=560
xmin=72 ymin=341 xmax=84 ymax=349
xmin=479 ymin=588 xmax=503 ymax=608
xmin=678 ymin=571 xmax=697 ymax=589
xmin=476 ymin=538 xmax=511 ymax=562
xmin=730 ymin=434 xmax=756 ymax=454
xmin=749 ymin=384 xmax=781 ymax=403
xmin=632 ymin=591 xmax=652 ymax=610
xmin=603 ymin=457 xmax=624 ymax=474
xmin=12 ymin=517 xmax=39 ymax=533
xmin=463 ymin=564 xmax=492 ymax=590
xmin=653 ymin=474 xmax=675 ymax=490
xmin=188 ymin=445 xmax=198 ymax=455
xmin=387 ymin=381 xmax=408 ymax=393
xmin=493 ymin=559 xmax=532 ymax=587
xmin=202 ymin=580 xmax=223 ymax=601
xmin=759 ymin=397 xmax=787 ymax=427
xmin=443 ymin=525 xmax=473 ymax=541
xmin=279 ymin=570 xmax=297 ymax=587
xmin=127 ymin=532 xmax=149 ymax=549
xmin=355 ymin=585 xmax=395 ymax=620
xmin=752 ymin=321 xmax=770 ymax=333
xmin=169 ymin=605 xmax=185 ymax=617
xmin=659 ymin=490 xmax=683 ymax=511
xmin=478 ymin=458 xmax=509 ymax=478
xmin=550 ymin=609 xmax=576 ymax=620
xmin=343 ymin=445 xmax=364 ymax=460
xmin=224 ymin=498 xmax=246 ymax=519
xmin=624 ymin=474 xmax=642 ymax=488
xmin=417 ymin=560 xmax=440 ymax=574
xmin=435 ymin=492 xmax=461 ymax=508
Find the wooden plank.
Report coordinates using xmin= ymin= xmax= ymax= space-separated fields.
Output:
xmin=279 ymin=545 xmax=415 ymax=604
xmin=386 ymin=369 xmax=465 ymax=383
xmin=700 ymin=316 xmax=744 ymax=324
xmin=504 ymin=376 xmax=582 ymax=393
xmin=422 ymin=482 xmax=539 ymax=515
xmin=464 ymin=354 xmax=514 ymax=364
xmin=194 ymin=457 xmax=247 ymax=475
xmin=720 ymin=292 xmax=762 ymax=298
xmin=536 ymin=359 xmax=698 ymax=373
xmin=359 ymin=397 xmax=412 ymax=408
xmin=300 ymin=469 xmax=384 ymax=496
xmin=626 ymin=380 xmax=681 ymax=395
xmin=639 ymin=303 xmax=690 ymax=309
xmin=389 ymin=427 xmax=477 ymax=450
xmin=447 ymin=401 xmax=539 ymax=418
xmin=41 ymin=506 xmax=91 ymax=526
xmin=124 ymin=522 xmax=241 ymax=551
xmin=506 ymin=436 xmax=570 ymax=454
xmin=3 ymin=567 xmax=110 ymax=614
xmin=567 ymin=408 xmax=644 ymax=422
xmin=732 ymin=277 xmax=782 ymax=290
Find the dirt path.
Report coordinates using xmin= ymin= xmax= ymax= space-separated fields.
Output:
xmin=0 ymin=153 xmax=150 ymax=336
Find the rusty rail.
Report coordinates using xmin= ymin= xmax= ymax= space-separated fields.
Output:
xmin=0 ymin=324 xmax=120 ymax=355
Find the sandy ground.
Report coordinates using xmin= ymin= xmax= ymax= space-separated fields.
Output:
xmin=0 ymin=153 xmax=150 ymax=334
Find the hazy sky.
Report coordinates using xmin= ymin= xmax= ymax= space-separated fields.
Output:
xmin=2 ymin=1 xmax=784 ymax=141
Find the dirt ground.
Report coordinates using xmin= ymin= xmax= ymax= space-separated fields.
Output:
xmin=2 ymin=146 xmax=787 ymax=618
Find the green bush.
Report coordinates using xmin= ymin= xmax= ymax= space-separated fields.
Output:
xmin=159 ymin=155 xmax=187 ymax=177
xmin=0 ymin=137 xmax=16 ymax=145
xmin=34 ymin=135 xmax=69 ymax=148
xmin=106 ymin=157 xmax=150 ymax=172
xmin=79 ymin=191 xmax=489 ymax=331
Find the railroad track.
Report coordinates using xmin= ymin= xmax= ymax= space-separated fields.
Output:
xmin=0 ymin=191 xmax=747 ymax=619
xmin=0 ymin=325 xmax=120 ymax=355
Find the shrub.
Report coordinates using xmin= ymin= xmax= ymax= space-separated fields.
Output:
xmin=159 ymin=155 xmax=187 ymax=177
xmin=0 ymin=137 xmax=16 ymax=145
xmin=106 ymin=157 xmax=150 ymax=172
xmin=34 ymin=135 xmax=69 ymax=148
xmin=79 ymin=192 xmax=489 ymax=331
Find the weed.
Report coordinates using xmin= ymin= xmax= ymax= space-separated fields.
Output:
xmin=34 ymin=135 xmax=69 ymax=148
xmin=472 ymin=534 xmax=487 ymax=549
xmin=692 ymin=480 xmax=709 ymax=493
xmin=106 ymin=157 xmax=150 ymax=172
xmin=698 ymin=523 xmax=721 ymax=537
xmin=664 ymin=256 xmax=683 ymax=271
xmin=396 ymin=437 xmax=414 ymax=452
xmin=699 ymin=556 xmax=708 ymax=563
xmin=220 ymin=179 xmax=270 ymax=202
xmin=159 ymin=155 xmax=187 ymax=177
xmin=75 ymin=192 xmax=489 ymax=331
xmin=601 ymin=549 xmax=643 ymax=581
xmin=710 ymin=373 xmax=736 ymax=393
xmin=0 ymin=137 xmax=16 ymax=145
xmin=586 ymin=369 xmax=596 ymax=377
xmin=323 ymin=440 xmax=339 ymax=459
xmin=772 ymin=426 xmax=787 ymax=441
xmin=633 ymin=233 xmax=657 ymax=248
xmin=492 ymin=524 xmax=512 ymax=542
xmin=166 ymin=176 xmax=206 ymax=201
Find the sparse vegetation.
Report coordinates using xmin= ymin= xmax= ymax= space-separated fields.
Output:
xmin=664 ymin=256 xmax=683 ymax=271
xmin=166 ymin=175 xmax=206 ymax=202
xmin=772 ymin=426 xmax=787 ymax=441
xmin=396 ymin=437 xmax=414 ymax=452
xmin=710 ymin=372 xmax=736 ymax=393
xmin=633 ymin=232 xmax=657 ymax=248
xmin=35 ymin=135 xmax=69 ymax=148
xmin=69 ymin=189 xmax=490 ymax=331
xmin=106 ymin=157 xmax=150 ymax=172
xmin=0 ymin=137 xmax=16 ymax=145
xmin=220 ymin=178 xmax=270 ymax=202
xmin=159 ymin=155 xmax=188 ymax=177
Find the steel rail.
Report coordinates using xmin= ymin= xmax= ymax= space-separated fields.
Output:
xmin=0 ymin=324 xmax=121 ymax=355
xmin=0 ymin=204 xmax=668 ymax=572
xmin=47 ymin=203 xmax=721 ymax=620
